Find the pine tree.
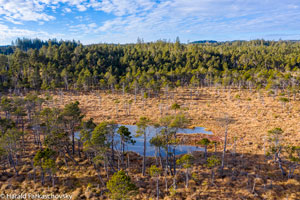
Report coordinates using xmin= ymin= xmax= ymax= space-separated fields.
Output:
xmin=61 ymin=101 xmax=84 ymax=155
xmin=176 ymin=154 xmax=194 ymax=188
xmin=149 ymin=165 xmax=162 ymax=200
xmin=137 ymin=117 xmax=150 ymax=176
xmin=106 ymin=170 xmax=137 ymax=200
xmin=117 ymin=126 xmax=135 ymax=168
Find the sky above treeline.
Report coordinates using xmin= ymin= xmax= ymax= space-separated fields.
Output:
xmin=0 ymin=0 xmax=300 ymax=45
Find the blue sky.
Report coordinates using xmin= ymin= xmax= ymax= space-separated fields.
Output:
xmin=0 ymin=0 xmax=300 ymax=45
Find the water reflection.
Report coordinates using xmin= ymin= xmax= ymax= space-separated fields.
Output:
xmin=76 ymin=124 xmax=212 ymax=157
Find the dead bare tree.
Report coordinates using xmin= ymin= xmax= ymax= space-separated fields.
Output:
xmin=216 ymin=114 xmax=235 ymax=176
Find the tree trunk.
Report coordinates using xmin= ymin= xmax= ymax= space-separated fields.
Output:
xmin=142 ymin=132 xmax=146 ymax=176
xmin=173 ymin=145 xmax=177 ymax=189
xmin=62 ymin=152 xmax=68 ymax=164
xmin=78 ymin=140 xmax=81 ymax=158
xmin=41 ymin=168 xmax=45 ymax=185
xmin=127 ymin=153 xmax=130 ymax=169
xmin=173 ymin=146 xmax=176 ymax=175
xmin=164 ymin=168 xmax=168 ymax=192
xmin=156 ymin=177 xmax=159 ymax=200
xmin=93 ymin=163 xmax=105 ymax=186
xmin=8 ymin=154 xmax=18 ymax=176
xmin=65 ymin=147 xmax=78 ymax=165
xmin=111 ymin=133 xmax=115 ymax=167
xmin=121 ymin=137 xmax=125 ymax=168
xmin=211 ymin=169 xmax=215 ymax=184
xmin=72 ymin=130 xmax=75 ymax=155
xmin=33 ymin=167 xmax=36 ymax=183
xmin=166 ymin=145 xmax=169 ymax=174
xmin=277 ymin=156 xmax=286 ymax=176
xmin=204 ymin=145 xmax=207 ymax=161
xmin=288 ymin=165 xmax=296 ymax=179
xmin=104 ymin=159 xmax=109 ymax=178
xmin=134 ymin=86 xmax=137 ymax=103
xmin=221 ymin=124 xmax=228 ymax=175
xmin=185 ymin=168 xmax=189 ymax=188
xmin=122 ymin=83 xmax=125 ymax=95
xmin=214 ymin=143 xmax=217 ymax=155
xmin=155 ymin=147 xmax=158 ymax=165
xmin=159 ymin=148 xmax=163 ymax=168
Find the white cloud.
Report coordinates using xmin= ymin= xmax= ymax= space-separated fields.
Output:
xmin=64 ymin=8 xmax=72 ymax=13
xmin=76 ymin=4 xmax=87 ymax=12
xmin=88 ymin=23 xmax=97 ymax=28
xmin=83 ymin=0 xmax=300 ymax=43
xmin=88 ymin=0 xmax=155 ymax=16
xmin=0 ymin=23 xmax=63 ymax=45
xmin=0 ymin=0 xmax=89 ymax=23
xmin=1 ymin=0 xmax=300 ymax=44
xmin=0 ymin=0 xmax=55 ymax=23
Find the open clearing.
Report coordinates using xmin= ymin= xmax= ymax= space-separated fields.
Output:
xmin=51 ymin=87 xmax=300 ymax=154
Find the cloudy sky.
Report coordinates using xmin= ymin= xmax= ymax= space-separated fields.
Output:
xmin=0 ymin=0 xmax=300 ymax=45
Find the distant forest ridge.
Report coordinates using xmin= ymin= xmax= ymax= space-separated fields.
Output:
xmin=0 ymin=38 xmax=80 ymax=54
xmin=2 ymin=37 xmax=300 ymax=54
xmin=1 ymin=38 xmax=300 ymax=93
xmin=190 ymin=40 xmax=218 ymax=44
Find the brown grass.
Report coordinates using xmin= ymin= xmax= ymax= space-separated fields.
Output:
xmin=1 ymin=87 xmax=299 ymax=199
xmin=50 ymin=87 xmax=300 ymax=154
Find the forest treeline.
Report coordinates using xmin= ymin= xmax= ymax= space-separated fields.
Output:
xmin=1 ymin=38 xmax=300 ymax=95
xmin=0 ymin=38 xmax=79 ymax=54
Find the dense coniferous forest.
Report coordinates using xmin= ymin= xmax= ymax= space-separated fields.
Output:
xmin=1 ymin=38 xmax=300 ymax=95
